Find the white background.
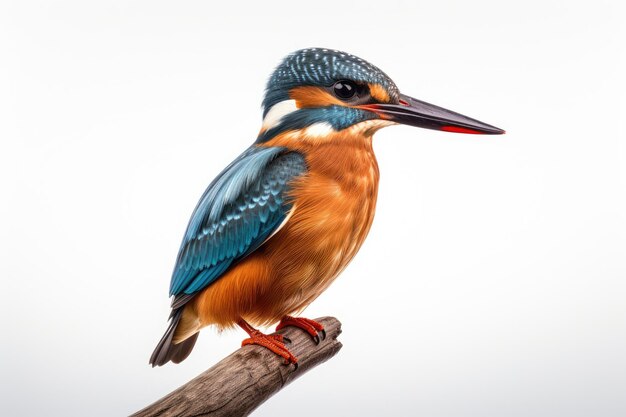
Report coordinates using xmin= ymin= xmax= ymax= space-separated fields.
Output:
xmin=1 ymin=1 xmax=625 ymax=416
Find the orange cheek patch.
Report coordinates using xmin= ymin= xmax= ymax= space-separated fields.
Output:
xmin=368 ymin=83 xmax=391 ymax=103
xmin=289 ymin=86 xmax=345 ymax=108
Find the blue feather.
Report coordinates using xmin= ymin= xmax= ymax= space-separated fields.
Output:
xmin=262 ymin=48 xmax=399 ymax=115
xmin=256 ymin=106 xmax=376 ymax=143
xmin=169 ymin=147 xmax=307 ymax=298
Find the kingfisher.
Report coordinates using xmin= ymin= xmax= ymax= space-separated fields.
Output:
xmin=149 ymin=48 xmax=504 ymax=367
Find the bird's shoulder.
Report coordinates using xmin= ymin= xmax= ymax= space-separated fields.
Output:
xmin=168 ymin=145 xmax=307 ymax=304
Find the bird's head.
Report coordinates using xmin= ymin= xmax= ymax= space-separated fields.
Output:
xmin=257 ymin=48 xmax=503 ymax=143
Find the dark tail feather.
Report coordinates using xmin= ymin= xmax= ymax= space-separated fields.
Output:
xmin=149 ymin=309 xmax=199 ymax=367
xmin=170 ymin=332 xmax=199 ymax=364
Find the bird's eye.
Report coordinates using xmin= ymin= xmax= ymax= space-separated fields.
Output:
xmin=333 ymin=81 xmax=358 ymax=100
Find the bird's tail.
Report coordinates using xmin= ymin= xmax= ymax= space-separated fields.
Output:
xmin=149 ymin=308 xmax=199 ymax=367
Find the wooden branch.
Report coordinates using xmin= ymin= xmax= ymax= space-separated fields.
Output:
xmin=132 ymin=317 xmax=342 ymax=417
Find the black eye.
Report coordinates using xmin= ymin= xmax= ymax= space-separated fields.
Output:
xmin=333 ymin=80 xmax=357 ymax=100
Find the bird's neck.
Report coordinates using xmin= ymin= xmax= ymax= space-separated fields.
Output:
xmin=259 ymin=121 xmax=389 ymax=181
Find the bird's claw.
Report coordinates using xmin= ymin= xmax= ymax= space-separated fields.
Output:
xmin=312 ymin=328 xmax=327 ymax=344
xmin=241 ymin=330 xmax=298 ymax=366
xmin=276 ymin=316 xmax=326 ymax=345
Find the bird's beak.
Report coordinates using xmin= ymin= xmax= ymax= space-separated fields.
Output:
xmin=359 ymin=93 xmax=505 ymax=135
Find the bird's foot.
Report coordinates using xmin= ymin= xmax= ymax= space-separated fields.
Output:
xmin=276 ymin=316 xmax=326 ymax=344
xmin=238 ymin=319 xmax=298 ymax=367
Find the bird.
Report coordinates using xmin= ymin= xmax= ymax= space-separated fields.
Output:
xmin=149 ymin=48 xmax=504 ymax=367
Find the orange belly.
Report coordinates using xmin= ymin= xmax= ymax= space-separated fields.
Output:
xmin=189 ymin=132 xmax=380 ymax=329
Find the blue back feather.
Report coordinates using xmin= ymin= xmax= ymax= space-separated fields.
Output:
xmin=169 ymin=147 xmax=307 ymax=297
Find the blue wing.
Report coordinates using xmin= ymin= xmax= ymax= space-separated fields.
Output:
xmin=168 ymin=146 xmax=307 ymax=306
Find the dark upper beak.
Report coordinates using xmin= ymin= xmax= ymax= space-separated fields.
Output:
xmin=360 ymin=93 xmax=505 ymax=135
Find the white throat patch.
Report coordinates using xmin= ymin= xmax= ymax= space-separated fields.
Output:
xmin=262 ymin=99 xmax=298 ymax=131
xmin=304 ymin=122 xmax=335 ymax=137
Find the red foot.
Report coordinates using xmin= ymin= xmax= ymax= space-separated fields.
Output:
xmin=276 ymin=316 xmax=326 ymax=344
xmin=238 ymin=318 xmax=298 ymax=366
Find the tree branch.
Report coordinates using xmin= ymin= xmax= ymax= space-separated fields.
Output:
xmin=132 ymin=317 xmax=342 ymax=417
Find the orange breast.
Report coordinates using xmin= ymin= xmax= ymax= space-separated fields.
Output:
xmin=260 ymin=146 xmax=378 ymax=319
xmin=192 ymin=128 xmax=381 ymax=329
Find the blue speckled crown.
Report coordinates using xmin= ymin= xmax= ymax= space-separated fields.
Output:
xmin=262 ymin=48 xmax=400 ymax=115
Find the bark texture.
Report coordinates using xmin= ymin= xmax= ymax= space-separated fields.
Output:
xmin=132 ymin=317 xmax=342 ymax=417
